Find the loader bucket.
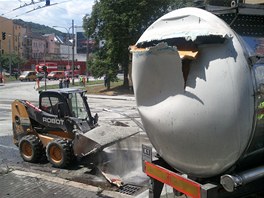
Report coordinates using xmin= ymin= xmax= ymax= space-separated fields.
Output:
xmin=73 ymin=126 xmax=140 ymax=157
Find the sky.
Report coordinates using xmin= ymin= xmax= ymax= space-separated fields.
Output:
xmin=0 ymin=0 xmax=95 ymax=32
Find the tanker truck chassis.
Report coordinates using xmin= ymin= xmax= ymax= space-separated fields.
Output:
xmin=142 ymin=145 xmax=264 ymax=198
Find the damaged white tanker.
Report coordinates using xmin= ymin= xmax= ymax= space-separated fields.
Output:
xmin=131 ymin=7 xmax=264 ymax=197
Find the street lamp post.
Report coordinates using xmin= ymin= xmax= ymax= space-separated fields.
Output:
xmin=53 ymin=20 xmax=75 ymax=85
xmin=71 ymin=20 xmax=75 ymax=85
xmin=52 ymin=26 xmax=70 ymax=66
xmin=66 ymin=34 xmax=70 ymax=66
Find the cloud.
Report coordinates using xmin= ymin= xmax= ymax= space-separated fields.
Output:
xmin=0 ymin=0 xmax=94 ymax=31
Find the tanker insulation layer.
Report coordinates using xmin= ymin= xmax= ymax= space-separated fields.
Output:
xmin=131 ymin=7 xmax=264 ymax=178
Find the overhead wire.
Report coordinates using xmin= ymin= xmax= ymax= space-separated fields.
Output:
xmin=13 ymin=0 xmax=46 ymax=11
xmin=1 ymin=0 xmax=71 ymax=18
xmin=1 ymin=0 xmax=45 ymax=16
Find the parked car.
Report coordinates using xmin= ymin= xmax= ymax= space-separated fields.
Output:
xmin=4 ymin=72 xmax=10 ymax=77
xmin=19 ymin=71 xmax=37 ymax=81
xmin=47 ymin=71 xmax=65 ymax=80
xmin=64 ymin=70 xmax=79 ymax=78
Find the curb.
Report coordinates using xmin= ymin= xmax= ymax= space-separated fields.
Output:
xmin=88 ymin=94 xmax=135 ymax=101
xmin=12 ymin=170 xmax=133 ymax=198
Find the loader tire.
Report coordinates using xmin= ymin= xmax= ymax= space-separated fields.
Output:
xmin=46 ymin=139 xmax=73 ymax=168
xmin=19 ymin=135 xmax=44 ymax=163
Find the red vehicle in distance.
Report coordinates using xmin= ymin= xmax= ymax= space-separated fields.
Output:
xmin=35 ymin=62 xmax=80 ymax=79
xmin=36 ymin=62 xmax=58 ymax=73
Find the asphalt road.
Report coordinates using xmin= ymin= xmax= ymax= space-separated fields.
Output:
xmin=0 ymin=80 xmax=151 ymax=197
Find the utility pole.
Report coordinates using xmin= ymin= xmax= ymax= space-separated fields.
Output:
xmin=67 ymin=34 xmax=70 ymax=66
xmin=86 ymin=34 xmax=89 ymax=76
xmin=71 ymin=19 xmax=75 ymax=85
xmin=8 ymin=37 xmax=11 ymax=75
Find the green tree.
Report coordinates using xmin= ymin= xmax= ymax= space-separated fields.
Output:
xmin=83 ymin=0 xmax=197 ymax=90
xmin=0 ymin=53 xmax=27 ymax=73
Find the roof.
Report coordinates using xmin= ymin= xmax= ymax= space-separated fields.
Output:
xmin=40 ymin=88 xmax=86 ymax=96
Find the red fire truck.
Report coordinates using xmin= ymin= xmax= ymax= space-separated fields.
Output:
xmin=35 ymin=62 xmax=60 ymax=73
xmin=35 ymin=62 xmax=80 ymax=78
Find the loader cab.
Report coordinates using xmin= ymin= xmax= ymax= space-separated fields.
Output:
xmin=39 ymin=89 xmax=97 ymax=126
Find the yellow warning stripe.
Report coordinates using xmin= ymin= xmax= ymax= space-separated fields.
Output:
xmin=145 ymin=161 xmax=201 ymax=198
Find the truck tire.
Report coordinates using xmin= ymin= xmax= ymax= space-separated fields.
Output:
xmin=19 ymin=135 xmax=44 ymax=163
xmin=46 ymin=139 xmax=73 ymax=168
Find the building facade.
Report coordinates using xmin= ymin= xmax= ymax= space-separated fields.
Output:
xmin=43 ymin=33 xmax=60 ymax=60
xmin=0 ymin=16 xmax=15 ymax=55
xmin=13 ymin=23 xmax=25 ymax=58
xmin=31 ymin=35 xmax=47 ymax=64
xmin=1 ymin=16 xmax=88 ymax=74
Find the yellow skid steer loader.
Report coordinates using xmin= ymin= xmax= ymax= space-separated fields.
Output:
xmin=12 ymin=88 xmax=137 ymax=168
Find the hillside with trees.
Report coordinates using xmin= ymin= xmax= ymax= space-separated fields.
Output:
xmin=13 ymin=19 xmax=64 ymax=37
